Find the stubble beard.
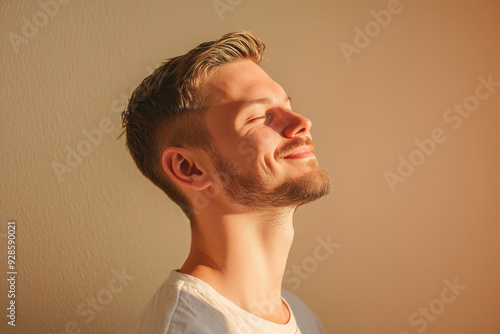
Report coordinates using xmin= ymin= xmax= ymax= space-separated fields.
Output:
xmin=210 ymin=149 xmax=332 ymax=210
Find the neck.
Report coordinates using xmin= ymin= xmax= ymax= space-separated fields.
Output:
xmin=179 ymin=207 xmax=296 ymax=324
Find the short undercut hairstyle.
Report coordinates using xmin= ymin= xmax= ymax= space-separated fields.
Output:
xmin=121 ymin=31 xmax=265 ymax=224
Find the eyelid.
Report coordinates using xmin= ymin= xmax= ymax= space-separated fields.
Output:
xmin=248 ymin=115 xmax=267 ymax=122
xmin=244 ymin=103 xmax=291 ymax=124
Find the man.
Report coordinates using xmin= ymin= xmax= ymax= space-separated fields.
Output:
xmin=122 ymin=30 xmax=332 ymax=333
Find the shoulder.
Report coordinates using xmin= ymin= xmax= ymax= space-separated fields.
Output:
xmin=135 ymin=271 xmax=229 ymax=334
xmin=281 ymin=288 xmax=326 ymax=334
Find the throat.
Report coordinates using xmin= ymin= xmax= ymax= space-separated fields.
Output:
xmin=181 ymin=209 xmax=296 ymax=323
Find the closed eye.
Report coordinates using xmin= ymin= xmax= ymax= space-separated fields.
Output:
xmin=248 ymin=115 xmax=267 ymax=122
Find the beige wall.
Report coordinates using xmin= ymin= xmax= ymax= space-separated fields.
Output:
xmin=1 ymin=0 xmax=499 ymax=333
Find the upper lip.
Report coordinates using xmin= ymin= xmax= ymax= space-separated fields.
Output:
xmin=283 ymin=145 xmax=314 ymax=158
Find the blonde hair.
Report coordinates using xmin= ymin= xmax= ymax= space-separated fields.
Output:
xmin=121 ymin=31 xmax=265 ymax=223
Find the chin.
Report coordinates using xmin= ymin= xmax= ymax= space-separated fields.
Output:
xmin=274 ymin=168 xmax=332 ymax=207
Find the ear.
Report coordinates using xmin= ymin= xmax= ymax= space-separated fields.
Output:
xmin=161 ymin=147 xmax=212 ymax=190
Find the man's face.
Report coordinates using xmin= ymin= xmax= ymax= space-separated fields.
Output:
xmin=202 ymin=58 xmax=331 ymax=209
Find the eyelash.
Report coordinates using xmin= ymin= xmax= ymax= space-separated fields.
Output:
xmin=249 ymin=115 xmax=267 ymax=122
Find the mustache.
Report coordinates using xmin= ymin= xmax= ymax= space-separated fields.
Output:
xmin=276 ymin=137 xmax=315 ymax=159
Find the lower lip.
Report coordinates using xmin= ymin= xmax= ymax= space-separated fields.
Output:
xmin=284 ymin=151 xmax=316 ymax=159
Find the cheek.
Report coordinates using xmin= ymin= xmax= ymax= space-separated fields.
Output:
xmin=247 ymin=130 xmax=284 ymax=174
xmin=257 ymin=129 xmax=276 ymax=147
xmin=243 ymin=131 xmax=278 ymax=162
xmin=212 ymin=128 xmax=237 ymax=151
xmin=206 ymin=112 xmax=239 ymax=150
xmin=209 ymin=130 xmax=243 ymax=162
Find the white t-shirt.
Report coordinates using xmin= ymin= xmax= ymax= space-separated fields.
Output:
xmin=136 ymin=269 xmax=326 ymax=334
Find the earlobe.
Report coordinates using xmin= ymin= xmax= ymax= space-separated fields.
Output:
xmin=162 ymin=147 xmax=212 ymax=190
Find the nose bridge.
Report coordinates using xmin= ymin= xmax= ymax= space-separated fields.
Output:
xmin=275 ymin=107 xmax=311 ymax=137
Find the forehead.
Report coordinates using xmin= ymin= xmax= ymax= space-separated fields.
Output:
xmin=203 ymin=58 xmax=286 ymax=106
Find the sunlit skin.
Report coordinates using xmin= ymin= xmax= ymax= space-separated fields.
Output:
xmin=161 ymin=59 xmax=331 ymax=324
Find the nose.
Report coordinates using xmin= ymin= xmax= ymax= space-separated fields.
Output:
xmin=269 ymin=108 xmax=312 ymax=138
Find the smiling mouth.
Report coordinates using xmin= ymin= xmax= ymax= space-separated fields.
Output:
xmin=283 ymin=146 xmax=315 ymax=159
